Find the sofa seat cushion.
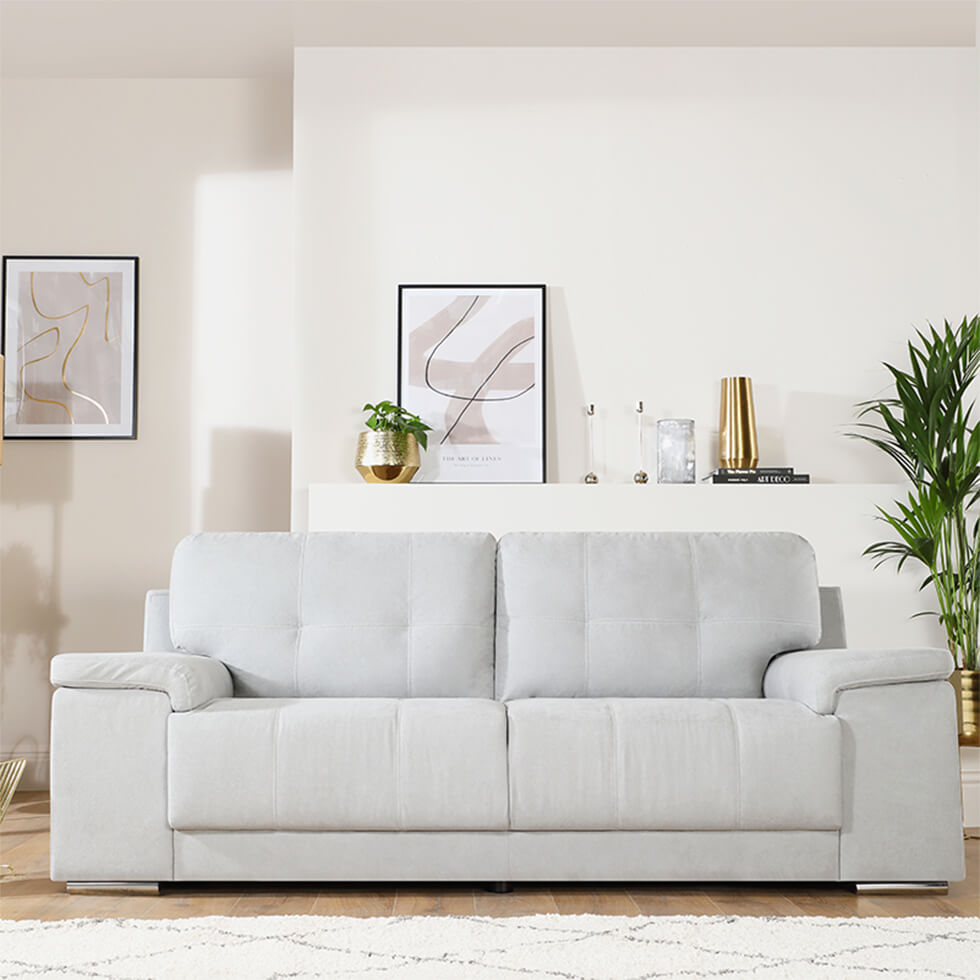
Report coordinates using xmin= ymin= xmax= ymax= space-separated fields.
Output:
xmin=507 ymin=698 xmax=841 ymax=831
xmin=168 ymin=698 xmax=508 ymax=831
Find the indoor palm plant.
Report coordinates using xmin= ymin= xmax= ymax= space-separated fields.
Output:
xmin=851 ymin=316 xmax=980 ymax=744
xmin=355 ymin=400 xmax=432 ymax=484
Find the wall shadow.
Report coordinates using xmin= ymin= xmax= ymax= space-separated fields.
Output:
xmin=545 ymin=287 xmax=585 ymax=483
xmin=201 ymin=428 xmax=291 ymax=532
xmin=784 ymin=389 xmax=903 ymax=483
xmin=1 ymin=445 xmax=72 ymax=787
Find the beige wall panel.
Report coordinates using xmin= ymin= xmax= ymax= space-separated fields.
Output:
xmin=0 ymin=78 xmax=293 ymax=786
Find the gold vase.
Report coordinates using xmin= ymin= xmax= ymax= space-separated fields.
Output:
xmin=355 ymin=431 xmax=420 ymax=484
xmin=719 ymin=376 xmax=759 ymax=469
xmin=952 ymin=668 xmax=979 ymax=746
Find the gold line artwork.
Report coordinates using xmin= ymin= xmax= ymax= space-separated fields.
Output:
xmin=18 ymin=326 xmax=72 ymax=420
xmin=25 ymin=271 xmax=111 ymax=424
xmin=80 ymin=273 xmax=114 ymax=342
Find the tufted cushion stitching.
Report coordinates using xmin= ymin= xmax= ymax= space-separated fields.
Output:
xmin=607 ymin=701 xmax=622 ymax=830
xmin=271 ymin=704 xmax=282 ymax=830
xmin=687 ymin=537 xmax=704 ymax=696
xmin=295 ymin=623 xmax=489 ymax=630
xmin=584 ymin=536 xmax=592 ymax=696
xmin=293 ymin=536 xmax=307 ymax=697
xmin=721 ymin=700 xmax=743 ymax=830
xmin=394 ymin=701 xmax=404 ymax=831
xmin=171 ymin=532 xmax=496 ymax=698
xmin=501 ymin=616 xmax=818 ymax=626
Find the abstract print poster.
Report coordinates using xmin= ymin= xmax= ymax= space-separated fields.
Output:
xmin=398 ymin=284 xmax=546 ymax=483
xmin=2 ymin=256 xmax=138 ymax=438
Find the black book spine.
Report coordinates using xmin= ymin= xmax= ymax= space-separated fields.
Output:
xmin=716 ymin=467 xmax=794 ymax=475
xmin=702 ymin=467 xmax=795 ymax=482
xmin=711 ymin=473 xmax=810 ymax=484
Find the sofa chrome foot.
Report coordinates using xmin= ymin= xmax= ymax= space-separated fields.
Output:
xmin=66 ymin=882 xmax=159 ymax=895
xmin=488 ymin=881 xmax=513 ymax=893
xmin=854 ymin=882 xmax=948 ymax=895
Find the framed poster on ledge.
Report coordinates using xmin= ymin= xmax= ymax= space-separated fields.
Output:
xmin=398 ymin=284 xmax=546 ymax=483
xmin=1 ymin=255 xmax=138 ymax=439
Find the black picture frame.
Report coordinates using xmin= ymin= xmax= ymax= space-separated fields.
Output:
xmin=398 ymin=283 xmax=546 ymax=483
xmin=1 ymin=255 xmax=139 ymax=439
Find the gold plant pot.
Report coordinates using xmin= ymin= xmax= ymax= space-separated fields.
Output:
xmin=952 ymin=668 xmax=979 ymax=746
xmin=355 ymin=431 xmax=420 ymax=484
xmin=719 ymin=376 xmax=759 ymax=469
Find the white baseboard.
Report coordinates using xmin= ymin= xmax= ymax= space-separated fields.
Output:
xmin=2 ymin=750 xmax=49 ymax=791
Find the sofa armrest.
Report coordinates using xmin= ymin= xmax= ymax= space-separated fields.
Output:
xmin=143 ymin=589 xmax=175 ymax=652
xmin=51 ymin=652 xmax=232 ymax=712
xmin=763 ymin=647 xmax=953 ymax=714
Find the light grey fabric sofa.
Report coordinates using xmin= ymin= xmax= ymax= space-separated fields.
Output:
xmin=49 ymin=531 xmax=965 ymax=891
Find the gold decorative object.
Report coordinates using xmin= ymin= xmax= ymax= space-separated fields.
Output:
xmin=0 ymin=757 xmax=27 ymax=874
xmin=952 ymin=668 xmax=979 ymax=746
xmin=719 ymin=376 xmax=759 ymax=469
xmin=355 ymin=431 xmax=420 ymax=484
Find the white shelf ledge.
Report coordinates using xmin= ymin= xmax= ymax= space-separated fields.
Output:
xmin=310 ymin=481 xmax=908 ymax=533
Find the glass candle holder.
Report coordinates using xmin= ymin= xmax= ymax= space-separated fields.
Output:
xmin=634 ymin=401 xmax=648 ymax=484
xmin=584 ymin=404 xmax=598 ymax=484
xmin=657 ymin=419 xmax=696 ymax=484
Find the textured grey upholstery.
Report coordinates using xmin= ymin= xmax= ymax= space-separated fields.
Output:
xmin=507 ymin=698 xmax=841 ymax=831
xmin=168 ymin=698 xmax=508 ymax=831
xmin=142 ymin=583 xmax=848 ymax=664
xmin=837 ymin=681 xmax=965 ymax=882
xmin=816 ymin=586 xmax=846 ymax=649
xmin=169 ymin=532 xmax=496 ymax=698
xmin=506 ymin=830 xmax=840 ymax=882
xmin=50 ymin=689 xmax=173 ymax=882
xmin=51 ymin=652 xmax=232 ymax=712
xmin=144 ymin=589 xmax=176 ymax=652
xmin=47 ymin=530 xmax=966 ymax=887
xmin=763 ymin=647 xmax=953 ymax=714
xmin=173 ymin=829 xmax=839 ymax=882
xmin=496 ymin=531 xmax=821 ymax=699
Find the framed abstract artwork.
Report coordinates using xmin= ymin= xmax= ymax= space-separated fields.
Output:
xmin=398 ymin=284 xmax=546 ymax=483
xmin=1 ymin=256 xmax=138 ymax=439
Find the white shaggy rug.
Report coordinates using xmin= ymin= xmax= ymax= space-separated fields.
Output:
xmin=1 ymin=914 xmax=977 ymax=979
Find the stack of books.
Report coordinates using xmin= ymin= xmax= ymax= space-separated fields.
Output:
xmin=705 ymin=467 xmax=810 ymax=485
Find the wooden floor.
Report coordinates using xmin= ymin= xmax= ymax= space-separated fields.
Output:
xmin=2 ymin=793 xmax=978 ymax=921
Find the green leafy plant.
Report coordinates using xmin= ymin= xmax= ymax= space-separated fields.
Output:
xmin=850 ymin=316 xmax=980 ymax=670
xmin=362 ymin=400 xmax=432 ymax=451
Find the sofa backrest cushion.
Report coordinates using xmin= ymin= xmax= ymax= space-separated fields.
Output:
xmin=495 ymin=531 xmax=821 ymax=700
xmin=170 ymin=532 xmax=496 ymax=698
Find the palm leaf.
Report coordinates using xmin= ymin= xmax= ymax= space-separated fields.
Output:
xmin=848 ymin=316 xmax=980 ymax=669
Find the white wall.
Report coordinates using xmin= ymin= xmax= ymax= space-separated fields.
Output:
xmin=2 ymin=45 xmax=978 ymax=790
xmin=293 ymin=46 xmax=977 ymax=521
xmin=0 ymin=78 xmax=293 ymax=787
